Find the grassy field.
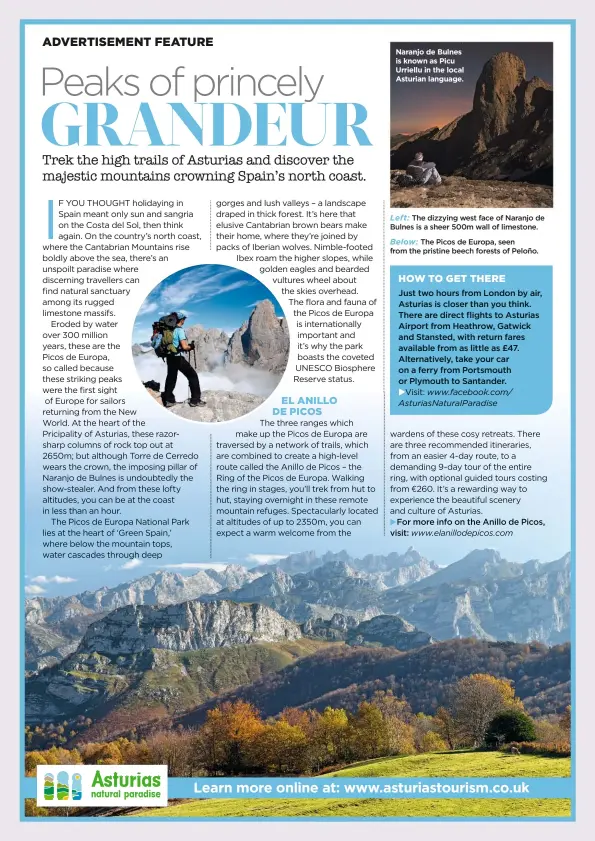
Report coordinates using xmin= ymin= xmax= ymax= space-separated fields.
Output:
xmin=329 ymin=751 xmax=570 ymax=779
xmin=135 ymin=751 xmax=571 ymax=819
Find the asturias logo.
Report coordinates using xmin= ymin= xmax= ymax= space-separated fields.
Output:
xmin=37 ymin=764 xmax=167 ymax=808
xmin=43 ymin=770 xmax=83 ymax=801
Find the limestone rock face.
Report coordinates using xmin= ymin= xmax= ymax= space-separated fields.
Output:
xmin=211 ymin=560 xmax=384 ymax=624
xmin=216 ymin=568 xmax=296 ymax=601
xmin=220 ymin=550 xmax=570 ymax=645
xmin=274 ymin=548 xmax=439 ymax=584
xmin=408 ymin=549 xmax=522 ymax=590
xmin=346 ymin=614 xmax=434 ymax=650
xmin=301 ymin=612 xmax=433 ymax=650
xmin=225 ymin=300 xmax=289 ymax=374
xmin=301 ymin=612 xmax=357 ymax=641
xmin=81 ymin=600 xmax=301 ymax=656
xmin=473 ymin=52 xmax=528 ymax=148
xmin=390 ymin=51 xmax=553 ymax=184
xmin=209 ymin=564 xmax=264 ymax=591
xmin=25 ymin=567 xmax=264 ymax=670
xmin=380 ymin=554 xmax=570 ymax=644
xmin=184 ymin=325 xmax=229 ymax=371
xmin=24 ymin=603 xmax=302 ymax=723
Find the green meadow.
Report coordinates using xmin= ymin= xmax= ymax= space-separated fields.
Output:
xmin=135 ymin=751 xmax=571 ymax=819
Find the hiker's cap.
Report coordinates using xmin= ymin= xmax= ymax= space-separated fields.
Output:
xmin=173 ymin=312 xmax=187 ymax=321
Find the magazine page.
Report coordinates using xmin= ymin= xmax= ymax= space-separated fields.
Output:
xmin=18 ymin=13 xmax=576 ymax=825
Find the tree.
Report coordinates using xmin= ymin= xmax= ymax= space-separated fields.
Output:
xmin=384 ymin=716 xmax=416 ymax=756
xmin=349 ymin=702 xmax=386 ymax=760
xmin=534 ymin=716 xmax=567 ymax=745
xmin=197 ymin=700 xmax=264 ymax=775
xmin=252 ymin=720 xmax=309 ymax=774
xmin=371 ymin=690 xmax=412 ymax=723
xmin=412 ymin=713 xmax=436 ymax=752
xmin=450 ymin=673 xmax=521 ymax=747
xmin=560 ymin=706 xmax=571 ymax=736
xmin=420 ymin=731 xmax=448 ymax=753
xmin=485 ymin=710 xmax=537 ymax=747
xmin=144 ymin=730 xmax=194 ymax=776
xmin=311 ymin=707 xmax=350 ymax=769
xmin=25 ymin=751 xmax=47 ymax=776
xmin=435 ymin=707 xmax=458 ymax=750
xmin=279 ymin=707 xmax=313 ymax=730
xmin=42 ymin=746 xmax=82 ymax=766
xmin=93 ymin=742 xmax=123 ymax=765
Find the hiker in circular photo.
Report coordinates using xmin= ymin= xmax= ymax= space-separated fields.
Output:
xmin=132 ymin=264 xmax=289 ymax=422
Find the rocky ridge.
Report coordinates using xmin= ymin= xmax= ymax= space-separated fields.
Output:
xmin=167 ymin=390 xmax=266 ymax=422
xmin=183 ymin=325 xmax=229 ymax=371
xmin=80 ymin=600 xmax=301 ymax=656
xmin=390 ymin=51 xmax=553 ymax=184
xmin=390 ymin=173 xmax=552 ymax=209
xmin=380 ymin=551 xmax=570 ymax=643
xmin=25 ymin=566 xmax=264 ymax=670
xmin=302 ymin=613 xmax=434 ymax=650
xmin=271 ymin=547 xmax=439 ymax=582
xmin=26 ymin=548 xmax=571 ymax=672
xmin=206 ymin=550 xmax=570 ymax=643
xmin=25 ymin=600 xmax=303 ymax=722
xmin=224 ymin=299 xmax=290 ymax=374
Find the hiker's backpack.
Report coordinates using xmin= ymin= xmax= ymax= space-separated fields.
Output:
xmin=153 ymin=314 xmax=179 ymax=358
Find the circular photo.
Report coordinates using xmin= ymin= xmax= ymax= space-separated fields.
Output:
xmin=132 ymin=264 xmax=289 ymax=422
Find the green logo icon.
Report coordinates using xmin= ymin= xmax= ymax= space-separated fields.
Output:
xmin=43 ymin=773 xmax=54 ymax=801
xmin=57 ymin=771 xmax=70 ymax=801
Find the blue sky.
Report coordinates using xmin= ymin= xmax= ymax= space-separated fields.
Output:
xmin=133 ymin=264 xmax=284 ymax=343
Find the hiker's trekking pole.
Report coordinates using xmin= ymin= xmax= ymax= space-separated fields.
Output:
xmin=186 ymin=347 xmax=191 ymax=402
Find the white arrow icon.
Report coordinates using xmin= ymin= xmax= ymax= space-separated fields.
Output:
xmin=399 ymin=389 xmax=405 ymax=395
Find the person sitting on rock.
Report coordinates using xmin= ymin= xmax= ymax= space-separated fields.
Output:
xmin=407 ymin=152 xmax=442 ymax=186
xmin=159 ymin=313 xmax=206 ymax=409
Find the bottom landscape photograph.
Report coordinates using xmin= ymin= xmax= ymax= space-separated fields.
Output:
xmin=24 ymin=548 xmax=572 ymax=819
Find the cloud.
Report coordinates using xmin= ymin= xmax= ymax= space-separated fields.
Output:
xmin=245 ymin=554 xmax=287 ymax=565
xmin=137 ymin=300 xmax=159 ymax=316
xmin=120 ymin=559 xmax=143 ymax=570
xmin=159 ymin=275 xmax=203 ymax=310
xmin=145 ymin=266 xmax=254 ymax=315
xmin=31 ymin=575 xmax=77 ymax=585
xmin=25 ymin=584 xmax=46 ymax=595
xmin=134 ymin=353 xmax=281 ymax=401
xmin=198 ymin=279 xmax=252 ymax=303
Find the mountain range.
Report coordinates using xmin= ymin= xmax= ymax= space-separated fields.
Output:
xmin=24 ymin=602 xmax=432 ymax=728
xmin=205 ymin=549 xmax=570 ymax=644
xmin=379 ymin=551 xmax=570 ymax=643
xmin=26 ymin=548 xmax=570 ymax=671
xmin=24 ymin=546 xmax=571 ymax=744
xmin=25 ymin=565 xmax=262 ymax=670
